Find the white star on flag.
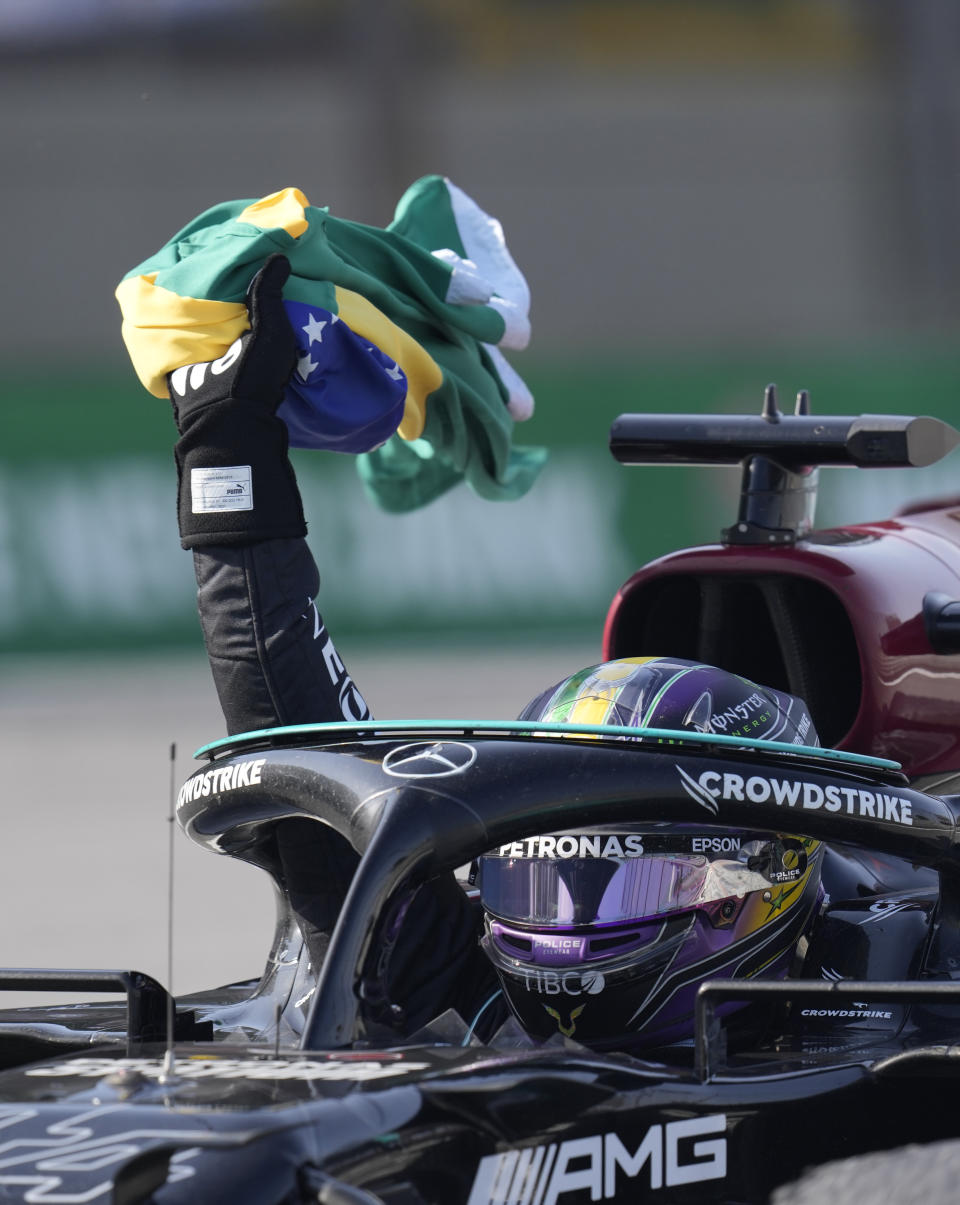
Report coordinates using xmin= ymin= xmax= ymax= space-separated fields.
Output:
xmin=297 ymin=351 xmax=317 ymax=380
xmin=302 ymin=313 xmax=327 ymax=344
xmin=385 ymin=361 xmax=403 ymax=381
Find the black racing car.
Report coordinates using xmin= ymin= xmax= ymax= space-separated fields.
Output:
xmin=0 ymin=400 xmax=959 ymax=1204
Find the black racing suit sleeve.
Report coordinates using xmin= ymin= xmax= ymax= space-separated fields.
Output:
xmin=193 ymin=538 xmax=368 ymax=737
xmin=193 ymin=537 xmax=496 ymax=1034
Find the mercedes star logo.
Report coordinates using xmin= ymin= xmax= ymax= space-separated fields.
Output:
xmin=382 ymin=741 xmax=478 ymax=779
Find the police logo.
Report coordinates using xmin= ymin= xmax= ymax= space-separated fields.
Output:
xmin=382 ymin=741 xmax=478 ymax=779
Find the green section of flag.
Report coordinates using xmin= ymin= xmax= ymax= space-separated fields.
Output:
xmin=124 ymin=193 xmax=505 ymax=346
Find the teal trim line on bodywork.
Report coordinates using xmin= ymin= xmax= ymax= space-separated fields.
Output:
xmin=194 ymin=718 xmax=901 ymax=771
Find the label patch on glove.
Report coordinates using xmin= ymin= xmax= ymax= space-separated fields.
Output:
xmin=191 ymin=466 xmax=253 ymax=513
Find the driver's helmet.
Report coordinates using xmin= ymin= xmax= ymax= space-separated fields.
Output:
xmin=478 ymin=657 xmax=824 ymax=1048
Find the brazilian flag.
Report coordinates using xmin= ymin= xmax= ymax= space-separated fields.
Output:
xmin=116 ymin=176 xmax=545 ymax=512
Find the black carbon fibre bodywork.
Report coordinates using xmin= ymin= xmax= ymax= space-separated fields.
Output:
xmin=0 ymin=727 xmax=958 ymax=1203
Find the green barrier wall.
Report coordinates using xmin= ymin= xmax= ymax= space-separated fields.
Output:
xmin=3 ymin=347 xmax=958 ymax=654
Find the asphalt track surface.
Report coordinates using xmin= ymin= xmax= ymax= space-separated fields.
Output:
xmin=1 ymin=644 xmax=596 ymax=1009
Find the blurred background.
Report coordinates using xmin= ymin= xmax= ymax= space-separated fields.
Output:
xmin=2 ymin=0 xmax=960 ymax=997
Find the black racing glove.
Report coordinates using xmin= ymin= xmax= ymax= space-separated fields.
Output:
xmin=168 ymin=253 xmax=306 ymax=549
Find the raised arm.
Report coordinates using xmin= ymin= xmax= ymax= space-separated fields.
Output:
xmin=168 ymin=255 xmax=368 ymax=736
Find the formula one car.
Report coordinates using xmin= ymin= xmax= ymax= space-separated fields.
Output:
xmin=1 ymin=392 xmax=960 ymax=1204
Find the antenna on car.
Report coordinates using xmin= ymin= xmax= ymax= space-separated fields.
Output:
xmin=159 ymin=742 xmax=177 ymax=1084
xmin=609 ymin=387 xmax=960 ymax=545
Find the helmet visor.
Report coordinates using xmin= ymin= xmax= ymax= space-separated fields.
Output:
xmin=480 ymin=836 xmax=794 ymax=928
